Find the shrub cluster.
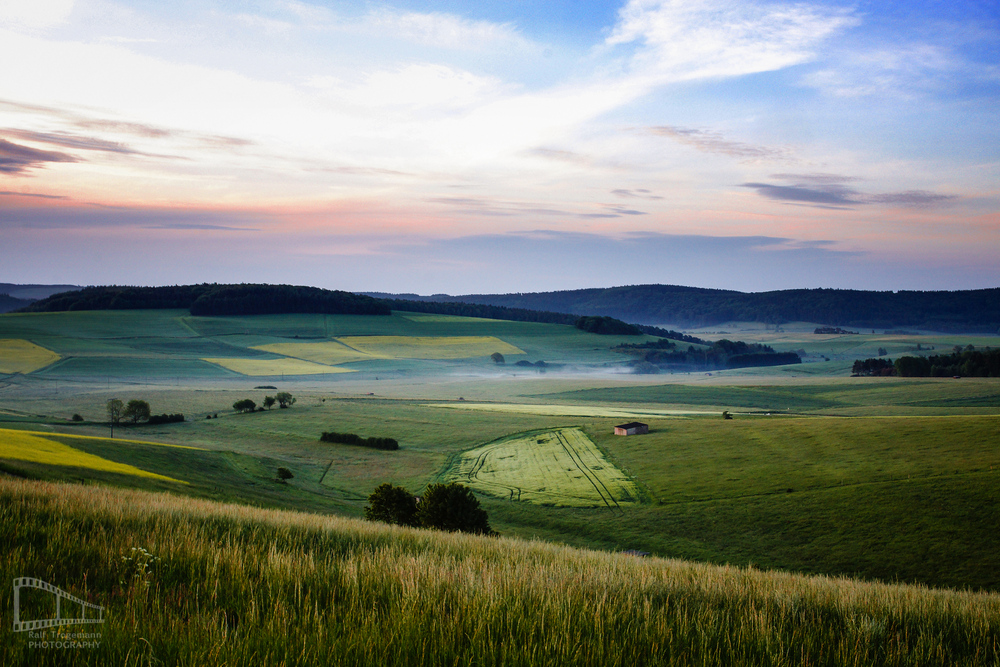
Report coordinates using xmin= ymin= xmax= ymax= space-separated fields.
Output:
xmin=852 ymin=358 xmax=895 ymax=376
xmin=320 ymin=432 xmax=399 ymax=451
xmin=364 ymin=482 xmax=494 ymax=535
xmin=147 ymin=413 xmax=185 ymax=425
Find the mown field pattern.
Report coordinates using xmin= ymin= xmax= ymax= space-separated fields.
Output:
xmin=448 ymin=428 xmax=640 ymax=508
xmin=0 ymin=339 xmax=60 ymax=374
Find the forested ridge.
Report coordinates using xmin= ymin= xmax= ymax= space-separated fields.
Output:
xmin=378 ymin=285 xmax=1000 ymax=332
xmin=20 ymin=284 xmax=390 ymax=316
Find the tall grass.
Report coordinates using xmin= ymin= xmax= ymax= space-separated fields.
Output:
xmin=2 ymin=478 xmax=998 ymax=666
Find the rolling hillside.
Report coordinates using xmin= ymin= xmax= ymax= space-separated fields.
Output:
xmin=374 ymin=285 xmax=1000 ymax=332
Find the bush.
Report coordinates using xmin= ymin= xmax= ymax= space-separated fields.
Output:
xmin=490 ymin=352 xmax=505 ymax=364
xmin=276 ymin=467 xmax=294 ymax=483
xmin=320 ymin=432 xmax=399 ymax=451
xmin=233 ymin=399 xmax=257 ymax=413
xmin=71 ymin=414 xmax=83 ymax=422
xmin=416 ymin=483 xmax=494 ymax=535
xmin=148 ymin=413 xmax=185 ymax=425
xmin=364 ymin=483 xmax=418 ymax=527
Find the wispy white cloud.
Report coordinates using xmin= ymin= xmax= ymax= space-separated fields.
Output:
xmin=803 ymin=44 xmax=962 ymax=98
xmin=606 ymin=0 xmax=857 ymax=84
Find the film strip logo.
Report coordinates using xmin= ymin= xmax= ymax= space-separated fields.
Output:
xmin=12 ymin=578 xmax=105 ymax=632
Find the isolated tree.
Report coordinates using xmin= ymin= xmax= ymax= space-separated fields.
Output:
xmin=275 ymin=392 xmax=296 ymax=408
xmin=417 ymin=482 xmax=494 ymax=535
xmin=276 ymin=467 xmax=294 ymax=483
xmin=233 ymin=399 xmax=257 ymax=413
xmin=123 ymin=399 xmax=151 ymax=424
xmin=722 ymin=411 xmax=733 ymax=420
xmin=364 ymin=483 xmax=418 ymax=527
xmin=490 ymin=352 xmax=505 ymax=365
xmin=106 ymin=398 xmax=124 ymax=437
xmin=263 ymin=395 xmax=276 ymax=410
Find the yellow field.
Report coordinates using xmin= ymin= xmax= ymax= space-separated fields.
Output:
xmin=0 ymin=339 xmax=61 ymax=374
xmin=336 ymin=335 xmax=524 ymax=359
xmin=202 ymin=358 xmax=356 ymax=376
xmin=0 ymin=428 xmax=182 ymax=482
xmin=446 ymin=427 xmax=641 ymax=508
xmin=427 ymin=402 xmax=716 ymax=417
xmin=252 ymin=342 xmax=372 ymax=365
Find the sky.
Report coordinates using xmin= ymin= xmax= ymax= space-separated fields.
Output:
xmin=1 ymin=0 xmax=998 ymax=295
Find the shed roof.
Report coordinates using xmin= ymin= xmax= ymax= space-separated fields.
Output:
xmin=615 ymin=422 xmax=647 ymax=429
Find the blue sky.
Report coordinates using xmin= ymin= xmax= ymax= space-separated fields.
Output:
xmin=0 ymin=0 xmax=997 ymax=293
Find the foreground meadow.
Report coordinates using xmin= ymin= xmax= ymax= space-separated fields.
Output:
xmin=2 ymin=478 xmax=999 ymax=667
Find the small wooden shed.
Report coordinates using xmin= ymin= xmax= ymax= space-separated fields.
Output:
xmin=614 ymin=422 xmax=648 ymax=436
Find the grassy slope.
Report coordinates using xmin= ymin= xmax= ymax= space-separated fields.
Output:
xmin=2 ymin=478 xmax=998 ymax=667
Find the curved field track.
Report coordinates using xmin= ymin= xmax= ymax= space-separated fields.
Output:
xmin=447 ymin=427 xmax=640 ymax=508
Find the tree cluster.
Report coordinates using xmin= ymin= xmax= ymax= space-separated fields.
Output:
xmin=574 ymin=316 xmax=642 ymax=336
xmin=619 ymin=339 xmax=800 ymax=371
xmin=894 ymin=346 xmax=1000 ymax=377
xmin=364 ymin=482 xmax=494 ymax=535
xmin=852 ymin=358 xmax=895 ymax=376
xmin=320 ymin=432 xmax=399 ymax=451
xmin=233 ymin=399 xmax=257 ymax=413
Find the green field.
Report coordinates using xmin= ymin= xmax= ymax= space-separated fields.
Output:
xmin=445 ymin=427 xmax=641 ymax=507
xmin=1 ymin=307 xmax=999 ymax=598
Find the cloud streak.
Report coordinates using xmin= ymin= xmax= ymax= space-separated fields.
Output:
xmin=0 ymin=138 xmax=77 ymax=174
xmin=741 ymin=174 xmax=957 ymax=208
xmin=650 ymin=126 xmax=791 ymax=162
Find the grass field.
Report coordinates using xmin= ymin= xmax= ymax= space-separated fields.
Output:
xmin=336 ymin=335 xmax=525 ymax=359
xmin=0 ymin=339 xmax=60 ymax=374
xmin=446 ymin=427 xmax=641 ymax=508
xmin=544 ymin=377 xmax=1000 ymax=415
xmin=2 ymin=308 xmax=1000 ymax=596
xmin=202 ymin=357 xmax=356 ymax=375
xmin=0 ymin=428 xmax=182 ymax=482
xmin=2 ymin=478 xmax=998 ymax=667
xmin=428 ymin=402 xmax=716 ymax=418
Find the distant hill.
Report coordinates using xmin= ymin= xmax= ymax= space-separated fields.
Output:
xmin=0 ymin=283 xmax=82 ymax=314
xmin=20 ymin=284 xmax=390 ymax=317
xmin=368 ymin=285 xmax=1000 ymax=333
xmin=0 ymin=283 xmax=81 ymax=300
xmin=0 ymin=293 xmax=33 ymax=314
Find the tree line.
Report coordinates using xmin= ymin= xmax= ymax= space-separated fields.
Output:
xmin=620 ymin=339 xmax=800 ymax=371
xmin=894 ymin=347 xmax=1000 ymax=377
xmin=21 ymin=284 xmax=390 ymax=316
